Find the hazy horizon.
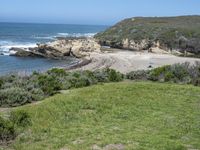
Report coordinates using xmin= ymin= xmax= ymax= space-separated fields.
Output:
xmin=0 ymin=0 xmax=200 ymax=25
xmin=1 ymin=15 xmax=200 ymax=26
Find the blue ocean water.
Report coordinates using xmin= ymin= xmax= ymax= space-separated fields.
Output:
xmin=0 ymin=22 xmax=108 ymax=75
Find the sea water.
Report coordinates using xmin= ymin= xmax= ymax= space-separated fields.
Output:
xmin=0 ymin=22 xmax=108 ymax=75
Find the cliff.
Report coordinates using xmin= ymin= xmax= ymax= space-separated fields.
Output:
xmin=95 ymin=16 xmax=200 ymax=55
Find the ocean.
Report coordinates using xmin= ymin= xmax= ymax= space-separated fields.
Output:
xmin=0 ymin=22 xmax=108 ymax=75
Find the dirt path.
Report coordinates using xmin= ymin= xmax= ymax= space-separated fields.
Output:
xmin=76 ymin=50 xmax=200 ymax=73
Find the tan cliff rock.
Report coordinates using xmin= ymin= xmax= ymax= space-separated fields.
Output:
xmin=122 ymin=39 xmax=150 ymax=50
xmin=10 ymin=38 xmax=101 ymax=59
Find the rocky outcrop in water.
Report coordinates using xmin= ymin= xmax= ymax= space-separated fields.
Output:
xmin=10 ymin=37 xmax=101 ymax=59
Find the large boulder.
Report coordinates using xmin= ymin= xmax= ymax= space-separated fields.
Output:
xmin=9 ymin=38 xmax=101 ymax=59
xmin=36 ymin=38 xmax=101 ymax=58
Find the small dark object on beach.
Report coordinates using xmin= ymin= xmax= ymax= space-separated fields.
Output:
xmin=148 ymin=65 xmax=153 ymax=68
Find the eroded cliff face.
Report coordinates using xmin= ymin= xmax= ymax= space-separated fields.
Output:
xmin=10 ymin=38 xmax=101 ymax=59
xmin=122 ymin=39 xmax=151 ymax=50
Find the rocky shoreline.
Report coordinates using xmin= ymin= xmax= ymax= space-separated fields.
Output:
xmin=9 ymin=37 xmax=101 ymax=59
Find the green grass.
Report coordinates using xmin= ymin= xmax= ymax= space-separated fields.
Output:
xmin=5 ymin=82 xmax=200 ymax=150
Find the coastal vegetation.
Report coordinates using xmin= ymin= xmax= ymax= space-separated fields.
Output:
xmin=0 ymin=68 xmax=123 ymax=107
xmin=1 ymin=62 xmax=200 ymax=108
xmin=95 ymin=16 xmax=200 ymax=55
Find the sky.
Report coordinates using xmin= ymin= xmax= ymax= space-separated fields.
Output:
xmin=0 ymin=0 xmax=200 ymax=25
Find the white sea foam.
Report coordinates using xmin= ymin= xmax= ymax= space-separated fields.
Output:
xmin=0 ymin=41 xmax=37 ymax=55
xmin=33 ymin=36 xmax=55 ymax=40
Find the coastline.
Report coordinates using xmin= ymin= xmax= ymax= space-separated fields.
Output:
xmin=2 ymin=46 xmax=200 ymax=76
xmin=70 ymin=48 xmax=200 ymax=74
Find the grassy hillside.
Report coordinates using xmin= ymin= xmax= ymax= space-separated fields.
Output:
xmin=95 ymin=16 xmax=200 ymax=54
xmin=4 ymin=82 xmax=200 ymax=150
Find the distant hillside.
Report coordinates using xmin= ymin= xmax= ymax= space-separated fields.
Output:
xmin=95 ymin=16 xmax=200 ymax=55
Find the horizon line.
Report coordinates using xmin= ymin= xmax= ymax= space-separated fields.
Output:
xmin=0 ymin=21 xmax=110 ymax=27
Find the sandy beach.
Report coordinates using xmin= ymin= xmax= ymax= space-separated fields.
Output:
xmin=75 ymin=49 xmax=200 ymax=73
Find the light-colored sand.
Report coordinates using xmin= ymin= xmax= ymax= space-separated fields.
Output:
xmin=76 ymin=50 xmax=200 ymax=73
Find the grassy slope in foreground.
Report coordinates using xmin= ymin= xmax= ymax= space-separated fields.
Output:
xmin=8 ymin=82 xmax=200 ymax=150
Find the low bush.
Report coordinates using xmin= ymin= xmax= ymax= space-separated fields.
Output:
xmin=126 ymin=70 xmax=149 ymax=80
xmin=47 ymin=68 xmax=67 ymax=76
xmin=127 ymin=62 xmax=200 ymax=86
xmin=0 ymin=116 xmax=15 ymax=143
xmin=0 ymin=87 xmax=33 ymax=107
xmin=106 ymin=68 xmax=123 ymax=82
xmin=93 ymin=70 xmax=109 ymax=82
xmin=147 ymin=65 xmax=171 ymax=81
xmin=147 ymin=63 xmax=191 ymax=83
xmin=10 ymin=110 xmax=31 ymax=127
xmin=0 ymin=79 xmax=3 ymax=89
xmin=37 ymin=74 xmax=62 ymax=95
xmin=0 ymin=110 xmax=31 ymax=144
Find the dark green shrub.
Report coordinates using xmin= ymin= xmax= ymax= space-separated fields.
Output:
xmin=93 ymin=70 xmax=109 ymax=82
xmin=37 ymin=75 xmax=62 ymax=95
xmin=148 ymin=65 xmax=170 ymax=81
xmin=126 ymin=70 xmax=148 ymax=80
xmin=0 ymin=79 xmax=3 ymax=88
xmin=170 ymin=63 xmax=190 ymax=82
xmin=82 ymin=70 xmax=97 ymax=84
xmin=74 ymin=76 xmax=91 ymax=88
xmin=10 ymin=110 xmax=31 ymax=127
xmin=72 ymin=72 xmax=81 ymax=78
xmin=47 ymin=68 xmax=67 ymax=76
xmin=147 ymin=63 xmax=191 ymax=83
xmin=192 ymin=78 xmax=200 ymax=86
xmin=0 ymin=116 xmax=15 ymax=143
xmin=164 ymin=71 xmax=175 ymax=82
xmin=106 ymin=68 xmax=123 ymax=82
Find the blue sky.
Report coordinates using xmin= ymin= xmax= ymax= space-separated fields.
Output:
xmin=0 ymin=0 xmax=200 ymax=25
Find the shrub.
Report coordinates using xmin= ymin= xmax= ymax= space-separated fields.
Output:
xmin=0 ymin=79 xmax=3 ymax=89
xmin=170 ymin=63 xmax=190 ymax=82
xmin=47 ymin=68 xmax=67 ymax=76
xmin=164 ymin=71 xmax=175 ymax=82
xmin=147 ymin=63 xmax=190 ymax=83
xmin=189 ymin=62 xmax=200 ymax=86
xmin=106 ymin=68 xmax=123 ymax=82
xmin=74 ymin=76 xmax=91 ymax=88
xmin=0 ymin=116 xmax=15 ymax=143
xmin=126 ymin=70 xmax=148 ymax=80
xmin=37 ymin=75 xmax=62 ymax=95
xmin=10 ymin=110 xmax=31 ymax=127
xmin=93 ymin=70 xmax=109 ymax=82
xmin=82 ymin=70 xmax=97 ymax=84
xmin=147 ymin=65 xmax=171 ymax=81
xmin=0 ymin=87 xmax=33 ymax=107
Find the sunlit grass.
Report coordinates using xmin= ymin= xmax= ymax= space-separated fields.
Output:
xmin=7 ymin=82 xmax=200 ymax=150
